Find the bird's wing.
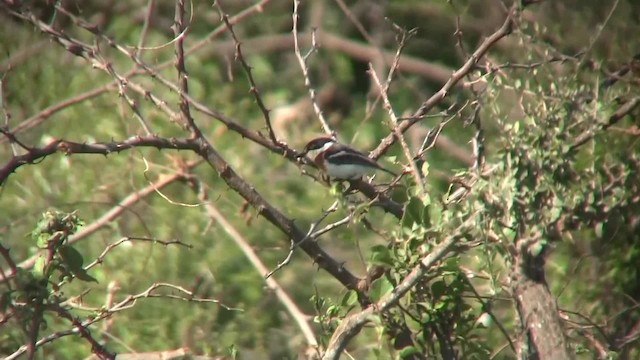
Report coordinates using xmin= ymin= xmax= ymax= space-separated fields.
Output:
xmin=324 ymin=144 xmax=398 ymax=176
xmin=324 ymin=144 xmax=381 ymax=168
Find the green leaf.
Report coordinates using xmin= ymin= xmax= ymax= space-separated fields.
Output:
xmin=369 ymin=275 xmax=394 ymax=301
xmin=399 ymin=346 xmax=421 ymax=358
xmin=58 ymin=245 xmax=85 ymax=271
xmin=431 ymin=280 xmax=446 ymax=298
xmin=370 ymin=245 xmax=394 ymax=266
xmin=33 ymin=255 xmax=47 ymax=279
xmin=402 ymin=196 xmax=423 ymax=229
xmin=341 ymin=290 xmax=359 ymax=307
xmin=326 ymin=304 xmax=340 ymax=317
xmin=35 ymin=233 xmax=50 ymax=248
xmin=434 ymin=300 xmax=447 ymax=310
xmin=58 ymin=245 xmax=98 ymax=282
xmin=404 ymin=312 xmax=422 ymax=332
xmin=228 ymin=344 xmax=239 ymax=360
xmin=440 ymin=257 xmax=460 ymax=273
xmin=421 ymin=161 xmax=430 ymax=177
xmin=71 ymin=268 xmax=98 ymax=283
xmin=528 ymin=240 xmax=547 ymax=257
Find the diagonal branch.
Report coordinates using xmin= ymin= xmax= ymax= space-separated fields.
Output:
xmin=322 ymin=213 xmax=478 ymax=360
xmin=369 ymin=5 xmax=520 ymax=160
xmin=569 ymin=96 xmax=640 ymax=153
xmin=0 ymin=134 xmax=365 ymax=294
xmin=191 ymin=177 xmax=319 ymax=351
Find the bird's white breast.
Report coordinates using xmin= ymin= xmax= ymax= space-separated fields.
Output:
xmin=324 ymin=162 xmax=375 ymax=180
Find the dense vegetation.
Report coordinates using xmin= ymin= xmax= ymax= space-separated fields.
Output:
xmin=1 ymin=0 xmax=639 ymax=359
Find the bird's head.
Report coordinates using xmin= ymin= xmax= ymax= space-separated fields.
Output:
xmin=298 ymin=136 xmax=337 ymax=158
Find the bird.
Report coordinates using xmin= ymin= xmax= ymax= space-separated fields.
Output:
xmin=298 ymin=136 xmax=397 ymax=180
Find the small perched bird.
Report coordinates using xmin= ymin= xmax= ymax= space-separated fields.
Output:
xmin=298 ymin=136 xmax=397 ymax=180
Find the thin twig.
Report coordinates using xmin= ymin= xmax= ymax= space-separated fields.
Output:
xmin=83 ymin=236 xmax=191 ymax=272
xmin=369 ymin=63 xmax=424 ymax=194
xmin=46 ymin=304 xmax=114 ymax=360
xmin=6 ymin=283 xmax=240 ymax=360
xmin=134 ymin=0 xmax=157 ymax=57
xmin=192 ymin=178 xmax=319 ymax=351
xmin=174 ymin=0 xmax=199 ymax=138
xmin=0 ymin=84 xmax=114 ymax=144
xmin=216 ymin=1 xmax=281 ymax=145
xmin=293 ymin=0 xmax=334 ymax=136
xmin=370 ymin=4 xmax=520 ymax=160
xmin=265 ymin=200 xmax=341 ymax=279
xmin=1 ymin=161 xmax=201 ymax=282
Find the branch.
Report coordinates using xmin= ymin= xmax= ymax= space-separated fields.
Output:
xmin=569 ymin=96 xmax=640 ymax=153
xmin=3 ymin=3 xmax=407 ymax=222
xmin=369 ymin=4 xmax=520 ymax=160
xmin=6 ymin=282 xmax=238 ymax=360
xmin=216 ymin=2 xmax=281 ymax=145
xmin=369 ymin=61 xmax=423 ymax=194
xmin=192 ymin=178 xmax=319 ymax=352
xmin=46 ymin=304 xmax=114 ymax=360
xmin=1 ymin=160 xmax=202 ymax=282
xmin=191 ymin=136 xmax=365 ymax=293
xmin=0 ymin=136 xmax=199 ymax=185
xmin=349 ymin=179 xmax=404 ymax=219
xmin=0 ymin=84 xmax=113 ymax=144
xmin=173 ymin=0 xmax=198 ymax=138
xmin=293 ymin=0 xmax=334 ymax=136
xmin=322 ymin=213 xmax=478 ymax=359
xmin=265 ymin=200 xmax=342 ymax=279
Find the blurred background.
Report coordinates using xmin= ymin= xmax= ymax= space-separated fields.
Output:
xmin=1 ymin=0 xmax=639 ymax=359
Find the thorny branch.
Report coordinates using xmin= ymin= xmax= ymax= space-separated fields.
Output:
xmin=190 ymin=177 xmax=319 ymax=352
xmin=216 ymin=1 xmax=282 ymax=146
xmin=265 ymin=200 xmax=342 ymax=279
xmin=369 ymin=4 xmax=521 ymax=160
xmin=5 ymin=282 xmax=239 ymax=360
xmin=293 ymin=0 xmax=335 ymax=136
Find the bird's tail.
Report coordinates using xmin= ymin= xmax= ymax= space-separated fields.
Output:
xmin=379 ymin=165 xmax=398 ymax=177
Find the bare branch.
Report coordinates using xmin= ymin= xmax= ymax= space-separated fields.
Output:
xmin=192 ymin=178 xmax=319 ymax=351
xmin=1 ymin=160 xmax=202 ymax=282
xmin=5 ymin=282 xmax=239 ymax=360
xmin=266 ymin=200 xmax=342 ymax=279
xmin=173 ymin=0 xmax=198 ymax=138
xmin=216 ymin=1 xmax=281 ymax=145
xmin=293 ymin=0 xmax=334 ymax=136
xmin=370 ymin=4 xmax=520 ymax=160
xmin=369 ymin=62 xmax=423 ymax=194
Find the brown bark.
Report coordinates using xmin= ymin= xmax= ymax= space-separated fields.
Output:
xmin=512 ymin=241 xmax=572 ymax=360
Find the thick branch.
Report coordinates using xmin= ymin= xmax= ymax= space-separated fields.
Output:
xmin=511 ymin=240 xmax=571 ymax=359
xmin=0 ymin=135 xmax=364 ymax=291
xmin=192 ymin=137 xmax=364 ymax=292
